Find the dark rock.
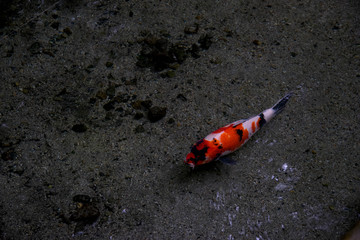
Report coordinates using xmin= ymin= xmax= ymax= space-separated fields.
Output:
xmin=1 ymin=148 xmax=16 ymax=161
xmin=103 ymin=101 xmax=115 ymax=111
xmin=8 ymin=164 xmax=24 ymax=175
xmin=115 ymin=106 xmax=124 ymax=113
xmin=136 ymin=32 xmax=213 ymax=71
xmin=177 ymin=93 xmax=187 ymax=101
xmin=167 ymin=118 xmax=175 ymax=124
xmin=134 ymin=125 xmax=145 ymax=133
xmin=132 ymin=99 xmax=152 ymax=110
xmin=114 ymin=93 xmax=130 ymax=103
xmin=70 ymin=195 xmax=100 ymax=234
xmin=170 ymin=43 xmax=188 ymax=63
xmin=105 ymin=62 xmax=113 ymax=68
xmin=73 ymin=195 xmax=91 ymax=203
xmin=141 ymin=100 xmax=152 ymax=109
xmin=0 ymin=140 xmax=15 ymax=148
xmin=105 ymin=86 xmax=116 ymax=98
xmin=85 ymin=64 xmax=95 ymax=73
xmin=124 ymin=78 xmax=137 ymax=86
xmin=131 ymin=100 xmax=142 ymax=110
xmin=97 ymin=17 xmax=108 ymax=25
xmin=105 ymin=112 xmax=114 ymax=120
xmin=115 ymin=119 xmax=123 ymax=126
xmin=5 ymin=45 xmax=14 ymax=57
xmin=134 ymin=112 xmax=144 ymax=120
xmin=42 ymin=49 xmax=55 ymax=57
xmin=210 ymin=57 xmax=222 ymax=64
xmin=161 ymin=70 xmax=175 ymax=78
xmin=27 ymin=42 xmax=43 ymax=55
xmin=198 ymin=34 xmax=212 ymax=50
xmin=124 ymin=109 xmax=133 ymax=116
xmin=53 ymin=88 xmax=66 ymax=101
xmin=63 ymin=27 xmax=72 ymax=36
xmin=21 ymin=87 xmax=30 ymax=94
xmin=332 ymin=24 xmax=340 ymax=30
xmin=107 ymin=73 xmax=115 ymax=79
xmin=51 ymin=22 xmax=60 ymax=29
xmin=136 ymin=37 xmax=178 ymax=71
xmin=253 ymin=39 xmax=262 ymax=46
xmin=96 ymin=90 xmax=107 ymax=100
xmin=148 ymin=106 xmax=167 ymax=122
xmin=0 ymin=2 xmax=19 ymax=28
xmin=89 ymin=97 xmax=97 ymax=104
xmin=184 ymin=23 xmax=199 ymax=34
xmin=72 ymin=124 xmax=87 ymax=133
xmin=190 ymin=43 xmax=200 ymax=58
xmin=224 ymin=28 xmax=234 ymax=37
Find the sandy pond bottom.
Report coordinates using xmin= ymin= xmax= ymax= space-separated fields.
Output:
xmin=0 ymin=0 xmax=359 ymax=239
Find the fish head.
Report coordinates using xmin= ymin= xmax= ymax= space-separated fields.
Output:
xmin=184 ymin=139 xmax=209 ymax=168
xmin=185 ymin=152 xmax=196 ymax=169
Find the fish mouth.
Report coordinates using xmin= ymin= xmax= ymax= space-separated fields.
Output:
xmin=188 ymin=162 xmax=195 ymax=169
xmin=185 ymin=161 xmax=195 ymax=169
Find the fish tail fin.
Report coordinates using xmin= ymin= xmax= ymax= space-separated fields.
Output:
xmin=272 ymin=92 xmax=293 ymax=115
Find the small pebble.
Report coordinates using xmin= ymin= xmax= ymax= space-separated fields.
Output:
xmin=63 ymin=27 xmax=72 ymax=35
xmin=167 ymin=118 xmax=175 ymax=124
xmin=148 ymin=106 xmax=167 ymax=122
xmin=105 ymin=62 xmax=113 ymax=68
xmin=72 ymin=124 xmax=87 ymax=132
xmin=134 ymin=125 xmax=145 ymax=133
xmin=103 ymin=101 xmax=115 ymax=111
xmin=134 ymin=112 xmax=144 ymax=120
xmin=184 ymin=23 xmax=199 ymax=34
xmin=96 ymin=90 xmax=107 ymax=100
xmin=253 ymin=39 xmax=262 ymax=45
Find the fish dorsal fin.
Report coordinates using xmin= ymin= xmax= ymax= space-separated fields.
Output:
xmin=230 ymin=119 xmax=247 ymax=127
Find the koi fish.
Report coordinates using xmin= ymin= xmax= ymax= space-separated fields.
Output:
xmin=185 ymin=93 xmax=293 ymax=168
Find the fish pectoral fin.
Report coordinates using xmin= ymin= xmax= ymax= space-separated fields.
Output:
xmin=219 ymin=157 xmax=237 ymax=165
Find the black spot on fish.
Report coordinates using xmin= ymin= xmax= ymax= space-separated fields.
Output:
xmin=218 ymin=145 xmax=223 ymax=149
xmin=190 ymin=139 xmax=208 ymax=163
xmin=258 ymin=113 xmax=266 ymax=128
xmin=236 ymin=129 xmax=243 ymax=142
